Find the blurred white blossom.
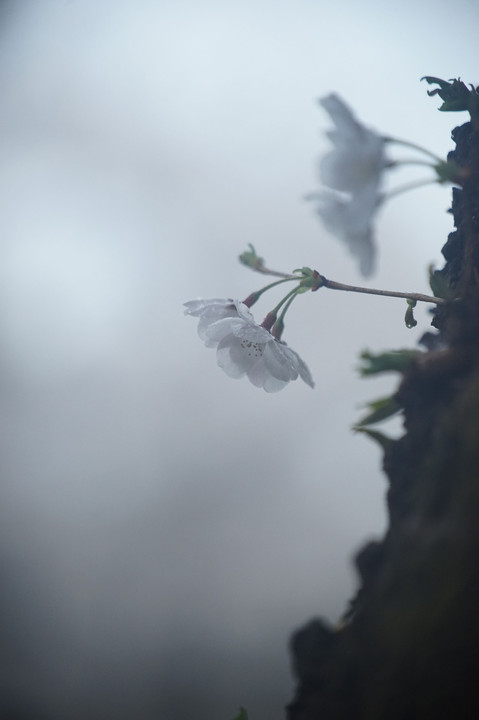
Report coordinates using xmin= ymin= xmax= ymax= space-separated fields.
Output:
xmin=313 ymin=94 xmax=388 ymax=277
xmin=319 ymin=94 xmax=387 ymax=192
xmin=314 ymin=186 xmax=378 ymax=277
xmin=185 ymin=299 xmax=314 ymax=392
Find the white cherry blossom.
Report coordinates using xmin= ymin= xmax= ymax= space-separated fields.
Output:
xmin=185 ymin=299 xmax=314 ymax=392
xmin=319 ymin=94 xmax=387 ymax=193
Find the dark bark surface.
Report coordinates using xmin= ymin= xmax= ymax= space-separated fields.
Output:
xmin=287 ymin=118 xmax=479 ymax=719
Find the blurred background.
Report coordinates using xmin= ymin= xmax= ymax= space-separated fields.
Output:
xmin=0 ymin=0 xmax=477 ymax=718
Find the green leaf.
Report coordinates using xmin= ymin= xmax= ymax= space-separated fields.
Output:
xmin=232 ymin=708 xmax=248 ymax=720
xmin=358 ymin=349 xmax=418 ymax=376
xmin=353 ymin=426 xmax=395 ymax=451
xmin=356 ymin=395 xmax=402 ymax=427
xmin=421 ymin=76 xmax=479 ymax=113
xmin=428 ymin=264 xmax=450 ymax=299
xmin=433 ymin=160 xmax=461 ymax=184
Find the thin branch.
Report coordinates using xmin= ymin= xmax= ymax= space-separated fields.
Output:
xmin=250 ymin=264 xmax=295 ymax=279
xmin=246 ymin=262 xmax=446 ymax=305
xmin=384 ymin=177 xmax=439 ymax=200
xmin=319 ymin=275 xmax=445 ymax=304
xmin=383 ymin=135 xmax=445 ymax=164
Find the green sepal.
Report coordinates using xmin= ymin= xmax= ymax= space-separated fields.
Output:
xmin=292 ymin=267 xmax=323 ymax=291
xmin=358 ymin=349 xmax=418 ymax=376
xmin=405 ymin=299 xmax=417 ymax=329
xmin=232 ymin=708 xmax=248 ymax=720
xmin=356 ymin=395 xmax=402 ymax=427
xmin=239 ymin=244 xmax=265 ymax=271
xmin=421 ymin=76 xmax=479 ymax=113
xmin=293 ymin=266 xmax=315 ymax=279
xmin=353 ymin=426 xmax=395 ymax=452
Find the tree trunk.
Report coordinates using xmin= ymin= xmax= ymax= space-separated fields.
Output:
xmin=287 ymin=118 xmax=479 ymax=719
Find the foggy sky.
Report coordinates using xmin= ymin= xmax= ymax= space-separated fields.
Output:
xmin=0 ymin=0 xmax=477 ymax=718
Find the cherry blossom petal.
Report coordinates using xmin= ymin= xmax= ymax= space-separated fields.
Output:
xmin=319 ymin=94 xmax=387 ymax=195
xmin=314 ymin=189 xmax=377 ymax=277
xmin=184 ymin=298 xmax=238 ymax=345
xmin=314 ymin=94 xmax=388 ymax=276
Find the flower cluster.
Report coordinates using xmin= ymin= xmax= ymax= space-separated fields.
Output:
xmin=311 ymin=94 xmax=388 ymax=277
xmin=185 ymin=81 xmax=455 ymax=394
xmin=184 ymin=298 xmax=314 ymax=393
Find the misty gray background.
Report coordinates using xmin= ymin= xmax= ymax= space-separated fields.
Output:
xmin=0 ymin=1 xmax=477 ymax=718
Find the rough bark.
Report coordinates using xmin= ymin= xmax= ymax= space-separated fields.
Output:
xmin=287 ymin=118 xmax=479 ymax=719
